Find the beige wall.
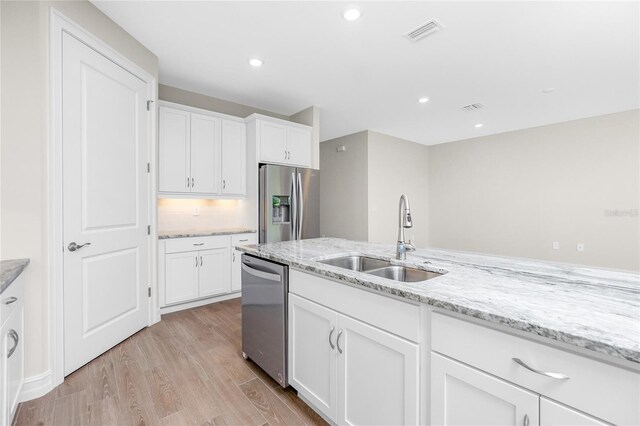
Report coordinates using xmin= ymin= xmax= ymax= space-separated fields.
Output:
xmin=319 ymin=132 xmax=369 ymax=241
xmin=428 ymin=110 xmax=640 ymax=271
xmin=0 ymin=0 xmax=158 ymax=379
xmin=367 ymin=131 xmax=430 ymax=246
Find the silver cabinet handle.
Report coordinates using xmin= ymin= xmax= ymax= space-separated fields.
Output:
xmin=193 ymin=243 xmax=204 ymax=246
xmin=68 ymin=242 xmax=91 ymax=252
xmin=7 ymin=329 xmax=18 ymax=358
xmin=284 ymin=150 xmax=287 ymax=159
xmin=336 ymin=329 xmax=343 ymax=354
xmin=513 ymin=358 xmax=569 ymax=380
xmin=239 ymin=239 xmax=248 ymax=242
xmin=195 ymin=256 xmax=198 ymax=267
xmin=3 ymin=296 xmax=18 ymax=305
xmin=329 ymin=326 xmax=336 ymax=350
xmin=200 ymin=256 xmax=203 ymax=266
xmin=187 ymin=177 xmax=191 ymax=188
xmin=523 ymin=414 xmax=529 ymax=426
xmin=191 ymin=177 xmax=194 ymax=188
xmin=232 ymin=252 xmax=235 ymax=262
xmin=223 ymin=179 xmax=226 ymax=190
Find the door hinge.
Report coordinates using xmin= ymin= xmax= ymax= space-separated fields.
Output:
xmin=148 ymin=287 xmax=151 ymax=297
xmin=147 ymin=225 xmax=151 ymax=235
xmin=146 ymin=100 xmax=154 ymax=111
xmin=147 ymin=163 xmax=150 ymax=173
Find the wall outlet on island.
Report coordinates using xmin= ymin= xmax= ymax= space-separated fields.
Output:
xmin=576 ymin=243 xmax=585 ymax=252
xmin=193 ymin=206 xmax=200 ymax=216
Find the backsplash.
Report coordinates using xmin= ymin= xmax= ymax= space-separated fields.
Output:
xmin=158 ymin=198 xmax=250 ymax=232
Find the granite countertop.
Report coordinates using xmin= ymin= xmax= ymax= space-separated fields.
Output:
xmin=1 ymin=259 xmax=30 ymax=294
xmin=158 ymin=228 xmax=256 ymax=240
xmin=237 ymin=238 xmax=640 ymax=364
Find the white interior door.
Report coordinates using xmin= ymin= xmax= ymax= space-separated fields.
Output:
xmin=190 ymin=113 xmax=220 ymax=194
xmin=62 ymin=33 xmax=150 ymax=375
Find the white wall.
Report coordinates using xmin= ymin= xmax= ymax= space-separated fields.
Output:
xmin=1 ymin=0 xmax=158 ymax=381
xmin=428 ymin=110 xmax=640 ymax=271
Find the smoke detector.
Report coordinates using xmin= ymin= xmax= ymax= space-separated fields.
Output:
xmin=404 ymin=19 xmax=444 ymax=42
xmin=461 ymin=103 xmax=485 ymax=112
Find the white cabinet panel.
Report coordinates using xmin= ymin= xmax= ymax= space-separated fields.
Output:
xmin=431 ymin=352 xmax=539 ymax=426
xmin=289 ymin=294 xmax=339 ymax=423
xmin=286 ymin=126 xmax=312 ymax=167
xmin=198 ymin=248 xmax=230 ymax=298
xmin=540 ymin=398 xmax=608 ymax=426
xmin=259 ymin=120 xmax=287 ymax=163
xmin=231 ymin=234 xmax=257 ymax=292
xmin=159 ymin=107 xmax=190 ymax=192
xmin=221 ymin=120 xmax=246 ymax=195
xmin=338 ymin=314 xmax=419 ymax=426
xmin=190 ymin=113 xmax=220 ymax=194
xmin=4 ymin=304 xmax=24 ymax=423
xmin=165 ymin=251 xmax=199 ymax=305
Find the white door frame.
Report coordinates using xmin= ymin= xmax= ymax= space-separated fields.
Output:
xmin=48 ymin=8 xmax=159 ymax=392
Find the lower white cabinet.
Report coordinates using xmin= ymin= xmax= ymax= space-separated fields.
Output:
xmin=540 ymin=398 xmax=608 ymax=426
xmin=289 ymin=293 xmax=419 ymax=425
xmin=197 ymin=248 xmax=229 ymax=298
xmin=231 ymin=234 xmax=257 ymax=292
xmin=431 ymin=353 xmax=539 ymax=426
xmin=1 ymin=273 xmax=26 ymax=426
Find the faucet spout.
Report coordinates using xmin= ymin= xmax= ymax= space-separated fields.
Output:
xmin=397 ymin=194 xmax=414 ymax=260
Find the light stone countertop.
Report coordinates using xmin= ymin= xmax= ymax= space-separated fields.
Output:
xmin=237 ymin=238 xmax=640 ymax=364
xmin=1 ymin=259 xmax=30 ymax=294
xmin=158 ymin=228 xmax=256 ymax=240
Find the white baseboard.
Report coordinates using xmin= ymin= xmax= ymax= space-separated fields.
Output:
xmin=160 ymin=292 xmax=241 ymax=315
xmin=19 ymin=369 xmax=55 ymax=402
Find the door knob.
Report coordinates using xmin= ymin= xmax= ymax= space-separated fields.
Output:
xmin=67 ymin=242 xmax=91 ymax=252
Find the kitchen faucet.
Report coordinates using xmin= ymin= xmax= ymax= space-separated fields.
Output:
xmin=396 ymin=194 xmax=415 ymax=260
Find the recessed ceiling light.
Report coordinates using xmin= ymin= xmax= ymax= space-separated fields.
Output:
xmin=343 ymin=9 xmax=361 ymax=21
xmin=249 ymin=58 xmax=263 ymax=67
xmin=542 ymin=87 xmax=556 ymax=93
xmin=474 ymin=123 xmax=484 ymax=128
xmin=418 ymin=97 xmax=429 ymax=103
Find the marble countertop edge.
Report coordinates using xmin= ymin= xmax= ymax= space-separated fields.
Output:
xmin=1 ymin=258 xmax=30 ymax=294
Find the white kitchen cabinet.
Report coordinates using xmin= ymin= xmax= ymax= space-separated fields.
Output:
xmin=231 ymin=234 xmax=257 ymax=292
xmin=286 ymin=126 xmax=312 ymax=167
xmin=198 ymin=248 xmax=230 ymax=298
xmin=159 ymin=107 xmax=190 ymax=192
xmin=190 ymin=113 xmax=221 ymax=194
xmin=540 ymin=398 xmax=608 ymax=426
xmin=288 ymin=292 xmax=419 ymax=425
xmin=221 ymin=120 xmax=246 ymax=195
xmin=258 ymin=120 xmax=287 ymax=164
xmin=247 ymin=115 xmax=312 ymax=167
xmin=165 ymin=251 xmax=200 ymax=305
xmin=158 ymin=102 xmax=246 ymax=197
xmin=431 ymin=352 xmax=539 ymax=426
xmin=289 ymin=294 xmax=339 ymax=423
xmin=1 ymin=273 xmax=25 ymax=426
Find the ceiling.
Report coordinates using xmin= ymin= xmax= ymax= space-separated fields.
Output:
xmin=92 ymin=1 xmax=639 ymax=146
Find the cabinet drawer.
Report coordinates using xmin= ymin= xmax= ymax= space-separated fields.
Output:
xmin=165 ymin=235 xmax=230 ymax=254
xmin=431 ymin=311 xmax=639 ymax=425
xmin=232 ymin=233 xmax=257 ymax=247
xmin=1 ymin=274 xmax=25 ymax=327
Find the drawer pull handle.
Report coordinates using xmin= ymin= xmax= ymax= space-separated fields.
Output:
xmin=329 ymin=326 xmax=336 ymax=350
xmin=4 ymin=296 xmax=18 ymax=305
xmin=7 ymin=329 xmax=18 ymax=358
xmin=193 ymin=243 xmax=205 ymax=246
xmin=513 ymin=358 xmax=569 ymax=380
xmin=239 ymin=239 xmax=249 ymax=242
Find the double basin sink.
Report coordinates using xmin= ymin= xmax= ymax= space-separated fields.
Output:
xmin=317 ymin=255 xmax=442 ymax=283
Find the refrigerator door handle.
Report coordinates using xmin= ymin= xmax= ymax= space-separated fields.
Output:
xmin=297 ymin=172 xmax=304 ymax=240
xmin=291 ymin=172 xmax=298 ymax=240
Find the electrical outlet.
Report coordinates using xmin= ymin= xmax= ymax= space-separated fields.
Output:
xmin=576 ymin=243 xmax=585 ymax=252
xmin=552 ymin=241 xmax=560 ymax=250
xmin=193 ymin=207 xmax=200 ymax=216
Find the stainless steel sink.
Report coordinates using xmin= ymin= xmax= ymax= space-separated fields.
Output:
xmin=366 ymin=266 xmax=443 ymax=282
xmin=317 ymin=255 xmax=443 ymax=282
xmin=318 ymin=255 xmax=391 ymax=272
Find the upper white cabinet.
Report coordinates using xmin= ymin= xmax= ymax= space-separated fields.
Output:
xmin=158 ymin=102 xmax=246 ymax=197
xmin=247 ymin=115 xmax=312 ymax=168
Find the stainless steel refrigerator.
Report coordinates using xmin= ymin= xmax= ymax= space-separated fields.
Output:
xmin=259 ymin=164 xmax=320 ymax=243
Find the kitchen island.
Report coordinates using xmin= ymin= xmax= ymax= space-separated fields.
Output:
xmin=237 ymin=238 xmax=639 ymax=426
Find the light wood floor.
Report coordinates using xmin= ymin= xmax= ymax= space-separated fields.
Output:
xmin=14 ymin=298 xmax=327 ymax=426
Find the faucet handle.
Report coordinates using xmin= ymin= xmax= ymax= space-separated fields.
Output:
xmin=406 ymin=240 xmax=416 ymax=251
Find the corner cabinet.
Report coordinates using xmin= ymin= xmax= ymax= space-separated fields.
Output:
xmin=246 ymin=115 xmax=312 ymax=168
xmin=159 ymin=233 xmax=256 ymax=313
xmin=1 ymin=273 xmax=25 ymax=426
xmin=158 ymin=102 xmax=246 ymax=197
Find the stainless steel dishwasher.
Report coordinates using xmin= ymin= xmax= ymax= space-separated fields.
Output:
xmin=241 ymin=254 xmax=289 ymax=387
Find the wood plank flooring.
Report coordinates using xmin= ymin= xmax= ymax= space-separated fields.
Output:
xmin=14 ymin=298 xmax=327 ymax=426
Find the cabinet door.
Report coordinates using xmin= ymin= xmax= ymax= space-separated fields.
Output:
xmin=4 ymin=305 xmax=24 ymax=422
xmin=0 ymin=325 xmax=5 ymax=426
xmin=259 ymin=120 xmax=287 ymax=164
xmin=190 ymin=113 xmax=220 ymax=194
xmin=431 ymin=352 xmax=539 ymax=426
xmin=159 ymin=107 xmax=190 ymax=192
xmin=286 ymin=126 xmax=312 ymax=167
xmin=289 ymin=294 xmax=339 ymax=423
xmin=231 ymin=248 xmax=243 ymax=292
xmin=337 ymin=314 xmax=419 ymax=426
xmin=165 ymin=251 xmax=199 ymax=305
xmin=198 ymin=248 xmax=230 ymax=298
xmin=221 ymin=120 xmax=246 ymax=195
xmin=540 ymin=398 xmax=608 ymax=426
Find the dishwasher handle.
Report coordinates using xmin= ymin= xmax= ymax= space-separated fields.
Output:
xmin=242 ymin=263 xmax=282 ymax=282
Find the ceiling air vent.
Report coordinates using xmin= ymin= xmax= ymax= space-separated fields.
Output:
xmin=461 ymin=103 xmax=485 ymax=112
xmin=404 ymin=19 xmax=443 ymax=42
